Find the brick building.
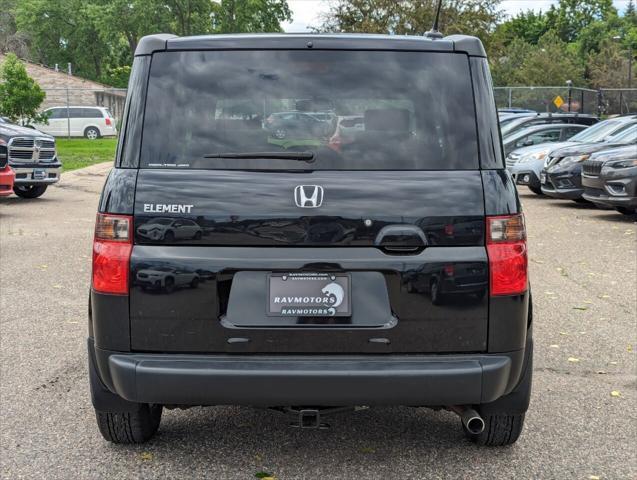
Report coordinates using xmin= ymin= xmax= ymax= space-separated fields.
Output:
xmin=0 ymin=53 xmax=126 ymax=119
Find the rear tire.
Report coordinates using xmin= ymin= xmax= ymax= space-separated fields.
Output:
xmin=85 ymin=126 xmax=100 ymax=139
xmin=95 ymin=404 xmax=162 ymax=444
xmin=463 ymin=413 xmax=525 ymax=446
xmin=464 ymin=328 xmax=533 ymax=446
xmin=528 ymin=185 xmax=543 ymax=195
xmin=13 ymin=185 xmax=48 ymax=198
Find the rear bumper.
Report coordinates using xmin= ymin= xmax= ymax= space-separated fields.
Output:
xmin=91 ymin=340 xmax=525 ymax=407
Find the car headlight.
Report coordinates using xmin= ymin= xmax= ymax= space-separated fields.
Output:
xmin=607 ymin=158 xmax=637 ymax=169
xmin=519 ymin=151 xmax=547 ymax=164
xmin=558 ymin=154 xmax=590 ymax=167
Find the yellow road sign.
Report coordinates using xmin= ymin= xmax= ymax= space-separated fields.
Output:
xmin=553 ymin=95 xmax=565 ymax=109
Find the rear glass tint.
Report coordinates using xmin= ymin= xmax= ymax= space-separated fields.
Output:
xmin=141 ymin=50 xmax=479 ymax=170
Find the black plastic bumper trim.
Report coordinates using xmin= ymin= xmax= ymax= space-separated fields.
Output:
xmin=93 ymin=344 xmax=521 ymax=407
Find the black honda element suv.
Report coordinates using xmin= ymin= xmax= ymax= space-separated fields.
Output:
xmin=89 ymin=33 xmax=532 ymax=446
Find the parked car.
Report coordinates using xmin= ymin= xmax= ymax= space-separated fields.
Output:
xmin=541 ymin=124 xmax=637 ymax=201
xmin=264 ymin=111 xmax=332 ymax=139
xmin=0 ymin=142 xmax=15 ymax=196
xmin=500 ymin=113 xmax=598 ymax=138
xmin=498 ymin=108 xmax=536 ymax=114
xmin=89 ymin=33 xmax=532 ymax=447
xmin=507 ymin=115 xmax=637 ymax=195
xmin=33 ymin=106 xmax=117 ymax=139
xmin=503 ymin=123 xmax=588 ymax=156
xmin=581 ymin=145 xmax=637 ymax=215
xmin=499 ymin=113 xmax=534 ymax=129
xmin=136 ymin=217 xmax=203 ymax=241
xmin=135 ymin=266 xmax=199 ymax=292
xmin=328 ymin=115 xmax=365 ymax=150
xmin=0 ymin=120 xmax=60 ymax=198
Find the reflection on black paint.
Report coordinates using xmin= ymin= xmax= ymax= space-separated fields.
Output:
xmin=136 ymin=217 xmax=203 ymax=242
xmin=129 ymin=247 xmax=489 ymax=353
xmin=134 ymin=265 xmax=200 ymax=293
xmin=404 ymin=262 xmax=487 ymax=306
xmin=134 ymin=169 xmax=485 ymax=247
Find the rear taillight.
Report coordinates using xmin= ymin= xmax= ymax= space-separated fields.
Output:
xmin=105 ymin=117 xmax=112 ymax=126
xmin=92 ymin=213 xmax=132 ymax=295
xmin=486 ymin=214 xmax=528 ymax=296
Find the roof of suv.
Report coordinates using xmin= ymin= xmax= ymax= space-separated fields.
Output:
xmin=134 ymin=33 xmax=486 ymax=57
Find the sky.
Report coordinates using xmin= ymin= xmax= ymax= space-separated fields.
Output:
xmin=282 ymin=0 xmax=633 ymax=32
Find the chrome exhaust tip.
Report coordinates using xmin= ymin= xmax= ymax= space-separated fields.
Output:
xmin=450 ymin=406 xmax=485 ymax=435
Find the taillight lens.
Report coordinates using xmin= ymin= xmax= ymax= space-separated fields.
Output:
xmin=486 ymin=214 xmax=528 ymax=296
xmin=105 ymin=117 xmax=112 ymax=126
xmin=92 ymin=213 xmax=132 ymax=295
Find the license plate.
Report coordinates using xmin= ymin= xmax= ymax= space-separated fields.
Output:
xmin=32 ymin=169 xmax=46 ymax=180
xmin=540 ymin=173 xmax=546 ymax=184
xmin=268 ymin=273 xmax=351 ymax=317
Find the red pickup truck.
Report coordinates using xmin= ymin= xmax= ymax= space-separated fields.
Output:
xmin=0 ymin=138 xmax=15 ymax=196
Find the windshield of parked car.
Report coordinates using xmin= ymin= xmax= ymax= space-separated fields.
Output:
xmin=141 ymin=50 xmax=479 ymax=170
xmin=604 ymin=124 xmax=637 ymax=143
xmin=570 ymin=119 xmax=634 ymax=143
xmin=500 ymin=116 xmax=535 ymax=136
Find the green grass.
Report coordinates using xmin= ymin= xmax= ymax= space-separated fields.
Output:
xmin=56 ymin=138 xmax=117 ymax=172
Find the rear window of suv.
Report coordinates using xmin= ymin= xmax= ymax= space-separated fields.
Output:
xmin=141 ymin=50 xmax=479 ymax=170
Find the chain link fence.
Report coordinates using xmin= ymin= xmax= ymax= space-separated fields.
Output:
xmin=597 ymin=89 xmax=637 ymax=116
xmin=32 ymin=85 xmax=637 ymax=139
xmin=494 ymin=86 xmax=637 ymax=116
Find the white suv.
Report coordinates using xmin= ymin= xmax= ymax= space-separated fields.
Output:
xmin=34 ymin=106 xmax=117 ymax=139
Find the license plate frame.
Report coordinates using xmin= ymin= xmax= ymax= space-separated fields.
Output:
xmin=32 ymin=169 xmax=47 ymax=181
xmin=267 ymin=272 xmax=351 ymax=317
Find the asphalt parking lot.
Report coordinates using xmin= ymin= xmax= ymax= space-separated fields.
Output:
xmin=1 ymin=164 xmax=636 ymax=479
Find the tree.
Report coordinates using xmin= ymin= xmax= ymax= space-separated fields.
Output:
xmin=211 ymin=0 xmax=292 ymax=33
xmin=0 ymin=53 xmax=46 ymax=123
xmin=490 ymin=38 xmax=533 ymax=86
xmin=545 ymin=0 xmax=617 ymax=43
xmin=318 ymin=0 xmax=501 ymax=50
xmin=15 ymin=0 xmax=113 ymax=80
xmin=516 ymin=31 xmax=585 ymax=86
xmin=587 ymin=39 xmax=630 ymax=88
xmin=0 ymin=0 xmax=30 ymax=58
xmin=12 ymin=0 xmax=292 ymax=84
xmin=492 ymin=10 xmax=550 ymax=47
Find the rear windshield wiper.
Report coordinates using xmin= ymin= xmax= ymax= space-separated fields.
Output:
xmin=204 ymin=151 xmax=315 ymax=162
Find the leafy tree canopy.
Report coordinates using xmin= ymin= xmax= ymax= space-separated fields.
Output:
xmin=8 ymin=0 xmax=292 ymax=85
xmin=0 ymin=52 xmax=47 ymax=123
